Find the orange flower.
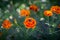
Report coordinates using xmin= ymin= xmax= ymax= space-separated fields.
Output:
xmin=51 ymin=6 xmax=60 ymax=14
xmin=51 ymin=6 xmax=58 ymax=12
xmin=2 ymin=20 xmax=12 ymax=29
xmin=29 ymin=5 xmax=38 ymax=12
xmin=55 ymin=7 xmax=60 ymax=14
xmin=20 ymin=9 xmax=30 ymax=17
xmin=23 ymin=17 xmax=36 ymax=29
xmin=44 ymin=10 xmax=53 ymax=16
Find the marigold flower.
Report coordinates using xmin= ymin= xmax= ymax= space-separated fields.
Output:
xmin=20 ymin=9 xmax=30 ymax=17
xmin=44 ymin=10 xmax=53 ymax=16
xmin=29 ymin=5 xmax=38 ymax=12
xmin=55 ymin=7 xmax=60 ymax=14
xmin=23 ymin=17 xmax=36 ymax=29
xmin=2 ymin=20 xmax=12 ymax=29
xmin=51 ymin=6 xmax=60 ymax=14
xmin=51 ymin=6 xmax=58 ymax=12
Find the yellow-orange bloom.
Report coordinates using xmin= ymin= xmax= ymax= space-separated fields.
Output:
xmin=20 ymin=9 xmax=30 ymax=17
xmin=2 ymin=20 xmax=12 ymax=29
xmin=29 ymin=5 xmax=38 ymax=12
xmin=23 ymin=17 xmax=36 ymax=29
xmin=44 ymin=10 xmax=53 ymax=16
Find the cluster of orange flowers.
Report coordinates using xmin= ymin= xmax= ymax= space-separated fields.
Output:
xmin=20 ymin=4 xmax=38 ymax=17
xmin=20 ymin=5 xmax=60 ymax=29
xmin=44 ymin=6 xmax=60 ymax=16
xmin=2 ymin=5 xmax=60 ymax=29
xmin=20 ymin=4 xmax=38 ymax=29
xmin=2 ymin=4 xmax=38 ymax=29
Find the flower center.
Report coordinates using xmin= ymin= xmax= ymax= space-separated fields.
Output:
xmin=28 ymin=19 xmax=32 ymax=22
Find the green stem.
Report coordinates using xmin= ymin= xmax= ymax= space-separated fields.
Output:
xmin=15 ymin=23 xmax=23 ymax=32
